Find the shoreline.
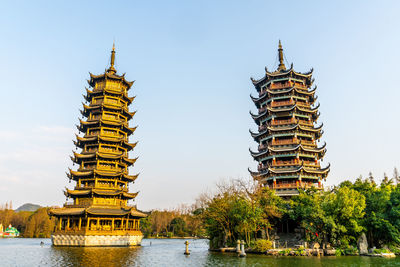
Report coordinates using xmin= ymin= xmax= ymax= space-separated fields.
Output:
xmin=210 ymin=247 xmax=397 ymax=258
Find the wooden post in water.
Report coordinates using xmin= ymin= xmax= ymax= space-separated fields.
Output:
xmin=184 ymin=241 xmax=190 ymax=255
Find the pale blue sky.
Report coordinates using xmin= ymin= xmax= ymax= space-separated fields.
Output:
xmin=0 ymin=1 xmax=399 ymax=210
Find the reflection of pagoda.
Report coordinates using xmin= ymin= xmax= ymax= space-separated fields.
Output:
xmin=50 ymin=44 xmax=146 ymax=246
xmin=249 ymin=41 xmax=330 ymax=197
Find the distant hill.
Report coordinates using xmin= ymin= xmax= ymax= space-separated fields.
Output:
xmin=15 ymin=203 xmax=41 ymax=212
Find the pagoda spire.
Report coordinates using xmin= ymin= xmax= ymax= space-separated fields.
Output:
xmin=107 ymin=42 xmax=117 ymax=74
xmin=277 ymin=40 xmax=286 ymax=71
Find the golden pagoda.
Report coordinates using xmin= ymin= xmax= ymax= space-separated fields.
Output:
xmin=49 ymin=44 xmax=146 ymax=246
xmin=249 ymin=41 xmax=330 ymax=197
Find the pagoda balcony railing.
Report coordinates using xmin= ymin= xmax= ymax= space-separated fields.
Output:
xmin=101 ymin=131 xmax=125 ymax=139
xmin=299 ymin=152 xmax=317 ymax=158
xmin=54 ymin=228 xmax=141 ymax=234
xmin=269 ymin=182 xmax=323 ymax=190
xmin=104 ymin=99 xmax=125 ymax=107
xmin=296 ymin=101 xmax=310 ymax=108
xmin=272 ymin=159 xmax=300 ymax=167
xmin=269 ymin=82 xmax=292 ymax=90
xmin=298 ymin=120 xmax=313 ymax=127
xmin=97 ymin=165 xmax=122 ymax=172
xmin=63 ymin=203 xmax=90 ymax=208
xmin=270 ymin=118 xmax=297 ymax=126
xmin=270 ymin=100 xmax=295 ymax=108
xmin=300 ymin=140 xmax=316 ymax=146
xmin=271 ymin=138 xmax=299 ymax=146
xmin=303 ymin=161 xmax=320 ymax=168
xmin=80 ymin=166 xmax=124 ymax=172
xmin=85 ymin=148 xmax=126 ymax=156
xmin=92 ymin=99 xmax=104 ymax=105
xmin=294 ymin=84 xmax=308 ymax=90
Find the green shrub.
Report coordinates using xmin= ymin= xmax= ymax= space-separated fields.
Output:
xmin=252 ymin=239 xmax=272 ymax=252
xmin=388 ymin=245 xmax=400 ymax=255
xmin=335 ymin=249 xmax=343 ymax=256
xmin=278 ymin=248 xmax=291 ymax=256
xmin=343 ymin=246 xmax=359 ymax=255
xmin=373 ymin=248 xmax=391 ymax=254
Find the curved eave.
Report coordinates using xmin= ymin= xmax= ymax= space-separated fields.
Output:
xmin=70 ymin=169 xmax=93 ymax=177
xmin=295 ymin=87 xmax=316 ymax=95
xmin=267 ymin=105 xmax=295 ymax=113
xmin=297 ymin=104 xmax=319 ymax=114
xmin=86 ymin=89 xmax=134 ymax=104
xmin=130 ymin=209 xmax=147 ymax=218
xmin=250 ymin=94 xmax=266 ymax=104
xmin=250 ymin=110 xmax=267 ymax=121
xmin=249 ymin=147 xmax=269 ymax=158
xmin=89 ymin=72 xmax=134 ymax=89
xmin=75 ymin=135 xmax=136 ymax=151
xmin=49 ymin=208 xmax=85 ymax=216
xmin=249 ymin=129 xmax=262 ymax=138
xmin=301 ymin=142 xmax=326 ymax=153
xmin=248 ymin=167 xmax=269 ymax=178
xmin=268 ymin=144 xmax=301 ymax=153
xmin=252 ymin=144 xmax=325 ymax=155
xmin=86 ymin=207 xmax=131 ymax=216
xmin=124 ymin=173 xmax=139 ymax=181
xmin=267 ymin=87 xmax=295 ymax=95
xmin=65 ymin=189 xmax=91 ymax=197
xmin=123 ymin=192 xmax=138 ymax=199
xmin=82 ymin=104 xmax=132 ymax=119
xmin=269 ymin=166 xmax=303 ymax=174
xmin=298 ymin=123 xmax=323 ymax=133
xmin=74 ymin=151 xmax=123 ymax=160
xmin=251 ymin=67 xmax=313 ymax=86
xmin=267 ymin=124 xmax=298 ymax=132
xmin=303 ymin=163 xmax=331 ymax=175
xmin=80 ymin=118 xmax=126 ymax=128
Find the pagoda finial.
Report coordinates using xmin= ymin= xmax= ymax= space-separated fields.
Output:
xmin=107 ymin=42 xmax=116 ymax=74
xmin=277 ymin=40 xmax=286 ymax=71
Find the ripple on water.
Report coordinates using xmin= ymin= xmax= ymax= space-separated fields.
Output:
xmin=0 ymin=238 xmax=399 ymax=267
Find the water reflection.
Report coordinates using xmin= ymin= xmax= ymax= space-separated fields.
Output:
xmin=49 ymin=246 xmax=140 ymax=267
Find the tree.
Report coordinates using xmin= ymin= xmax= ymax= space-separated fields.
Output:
xmin=169 ymin=217 xmax=186 ymax=237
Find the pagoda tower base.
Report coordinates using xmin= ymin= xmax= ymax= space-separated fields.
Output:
xmin=51 ymin=232 xmax=143 ymax=247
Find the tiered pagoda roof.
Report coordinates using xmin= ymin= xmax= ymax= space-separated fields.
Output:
xmin=50 ymin=44 xmax=145 ymax=219
xmin=248 ymin=41 xmax=330 ymax=197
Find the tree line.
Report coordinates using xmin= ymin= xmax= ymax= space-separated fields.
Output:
xmin=0 ymin=203 xmax=56 ymax=238
xmin=197 ymin=169 xmax=400 ymax=253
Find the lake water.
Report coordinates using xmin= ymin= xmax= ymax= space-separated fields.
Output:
xmin=0 ymin=238 xmax=399 ymax=267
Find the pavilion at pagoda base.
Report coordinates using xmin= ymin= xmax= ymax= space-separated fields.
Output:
xmin=52 ymin=231 xmax=143 ymax=247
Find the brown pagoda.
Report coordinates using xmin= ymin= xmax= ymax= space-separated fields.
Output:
xmin=49 ymin=44 xmax=146 ymax=246
xmin=249 ymin=41 xmax=330 ymax=197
